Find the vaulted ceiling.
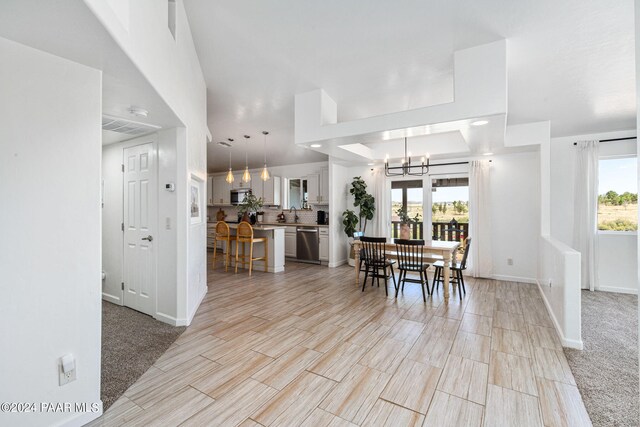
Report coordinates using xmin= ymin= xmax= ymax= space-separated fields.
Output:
xmin=183 ymin=0 xmax=635 ymax=172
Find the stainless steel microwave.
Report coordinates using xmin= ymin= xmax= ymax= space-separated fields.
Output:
xmin=230 ymin=188 xmax=251 ymax=205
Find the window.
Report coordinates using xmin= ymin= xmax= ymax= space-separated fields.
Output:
xmin=598 ymin=157 xmax=637 ymax=232
xmin=391 ymin=180 xmax=423 ymax=238
xmin=431 ymin=176 xmax=469 ymax=242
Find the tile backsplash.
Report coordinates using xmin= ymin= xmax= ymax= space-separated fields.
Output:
xmin=207 ymin=205 xmax=329 ymax=225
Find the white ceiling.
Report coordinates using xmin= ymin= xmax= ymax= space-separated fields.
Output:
xmin=184 ymin=0 xmax=636 ymax=172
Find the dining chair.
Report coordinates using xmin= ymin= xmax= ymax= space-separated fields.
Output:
xmin=235 ymin=221 xmax=268 ymax=275
xmin=360 ymin=236 xmax=397 ymax=296
xmin=432 ymin=237 xmax=472 ymax=298
xmin=395 ymin=239 xmax=430 ymax=302
xmin=212 ymin=221 xmax=235 ymax=272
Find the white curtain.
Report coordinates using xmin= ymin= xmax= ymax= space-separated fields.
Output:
xmin=573 ymin=140 xmax=599 ymax=291
xmin=469 ymin=160 xmax=492 ymax=278
xmin=371 ymin=168 xmax=390 ymax=238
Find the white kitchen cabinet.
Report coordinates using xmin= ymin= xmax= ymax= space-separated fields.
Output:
xmin=284 ymin=226 xmax=297 ymax=258
xmin=212 ymin=175 xmax=231 ymax=206
xmin=262 ymin=176 xmax=281 ymax=206
xmin=207 ymin=176 xmax=214 ymax=206
xmin=306 ymin=173 xmax=320 ymax=204
xmin=319 ymin=228 xmax=329 ymax=261
xmin=319 ymin=167 xmax=329 ymax=204
xmin=251 ymin=179 xmax=263 ymax=201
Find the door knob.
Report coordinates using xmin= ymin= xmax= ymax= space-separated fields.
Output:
xmin=142 ymin=235 xmax=153 ymax=242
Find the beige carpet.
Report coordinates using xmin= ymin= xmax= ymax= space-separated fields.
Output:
xmin=564 ymin=290 xmax=638 ymax=427
xmin=101 ymin=301 xmax=185 ymax=410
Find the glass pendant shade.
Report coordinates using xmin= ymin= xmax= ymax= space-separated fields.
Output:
xmin=243 ymin=135 xmax=251 ymax=183
xmin=225 ymin=168 xmax=234 ymax=183
xmin=261 ymin=131 xmax=270 ymax=181
xmin=260 ymin=164 xmax=270 ymax=181
xmin=242 ymin=166 xmax=251 ymax=183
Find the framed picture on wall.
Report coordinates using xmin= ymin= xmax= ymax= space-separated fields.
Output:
xmin=190 ymin=176 xmax=204 ymax=224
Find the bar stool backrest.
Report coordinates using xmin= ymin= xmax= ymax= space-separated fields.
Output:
xmin=216 ymin=221 xmax=230 ymax=237
xmin=237 ymin=221 xmax=254 ymax=241
xmin=460 ymin=237 xmax=472 ymax=269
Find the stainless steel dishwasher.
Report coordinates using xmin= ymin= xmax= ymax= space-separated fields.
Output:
xmin=296 ymin=226 xmax=320 ymax=263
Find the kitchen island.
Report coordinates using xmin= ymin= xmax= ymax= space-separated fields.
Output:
xmin=208 ymin=222 xmax=285 ymax=273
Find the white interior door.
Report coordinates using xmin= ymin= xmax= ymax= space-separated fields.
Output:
xmin=123 ymin=142 xmax=157 ymax=316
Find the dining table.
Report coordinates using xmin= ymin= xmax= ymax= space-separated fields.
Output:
xmin=353 ymin=239 xmax=461 ymax=303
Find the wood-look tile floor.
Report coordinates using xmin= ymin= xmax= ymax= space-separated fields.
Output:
xmin=89 ymin=261 xmax=592 ymax=427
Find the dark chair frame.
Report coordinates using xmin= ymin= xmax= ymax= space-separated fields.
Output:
xmin=360 ymin=236 xmax=397 ymax=296
xmin=433 ymin=237 xmax=472 ymax=299
xmin=395 ymin=239 xmax=431 ymax=302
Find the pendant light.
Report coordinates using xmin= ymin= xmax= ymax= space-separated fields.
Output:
xmin=242 ymin=135 xmax=251 ymax=183
xmin=225 ymin=138 xmax=234 ymax=184
xmin=260 ymin=131 xmax=271 ymax=181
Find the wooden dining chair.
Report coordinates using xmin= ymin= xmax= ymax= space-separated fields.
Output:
xmin=433 ymin=237 xmax=472 ymax=298
xmin=235 ymin=221 xmax=268 ymax=275
xmin=395 ymin=239 xmax=430 ymax=302
xmin=360 ymin=236 xmax=397 ymax=296
xmin=212 ymin=221 xmax=235 ymax=272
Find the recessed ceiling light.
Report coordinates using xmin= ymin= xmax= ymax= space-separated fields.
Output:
xmin=471 ymin=120 xmax=488 ymax=126
xmin=483 ymin=152 xmax=493 ymax=156
xmin=310 ymin=144 xmax=322 ymax=148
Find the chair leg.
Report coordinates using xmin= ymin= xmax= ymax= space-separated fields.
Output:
xmin=456 ymin=270 xmax=463 ymax=300
xmin=213 ymin=239 xmax=218 ymax=268
xmin=459 ymin=270 xmax=466 ymax=295
xmin=264 ymin=239 xmax=269 ymax=273
xmin=249 ymin=241 xmax=254 ymax=276
xmin=419 ymin=271 xmax=426 ymax=302
xmin=389 ymin=264 xmax=397 ymax=291
xmin=234 ymin=240 xmax=240 ymax=273
xmin=395 ymin=270 xmax=402 ymax=298
xmin=362 ymin=264 xmax=369 ymax=292
xmin=382 ymin=268 xmax=388 ymax=296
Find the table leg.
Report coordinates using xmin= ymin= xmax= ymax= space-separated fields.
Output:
xmin=443 ymin=250 xmax=451 ymax=303
xmin=354 ymin=244 xmax=360 ymax=287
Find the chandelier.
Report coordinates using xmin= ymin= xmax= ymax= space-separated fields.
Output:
xmin=384 ymin=137 xmax=430 ymax=177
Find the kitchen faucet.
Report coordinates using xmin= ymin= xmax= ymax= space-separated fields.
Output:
xmin=289 ymin=206 xmax=299 ymax=223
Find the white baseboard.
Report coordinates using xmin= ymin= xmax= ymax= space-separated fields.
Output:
xmin=101 ymin=292 xmax=122 ymax=305
xmin=595 ymin=285 xmax=638 ymax=295
xmin=54 ymin=401 xmax=103 ymax=427
xmin=492 ymin=274 xmax=537 ymax=284
xmin=329 ymin=259 xmax=348 ymax=268
xmin=187 ymin=285 xmax=208 ymax=325
xmin=155 ymin=311 xmax=187 ymax=326
xmin=536 ymin=280 xmax=584 ymax=350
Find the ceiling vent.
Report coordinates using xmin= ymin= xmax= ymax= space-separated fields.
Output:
xmin=102 ymin=115 xmax=161 ymax=136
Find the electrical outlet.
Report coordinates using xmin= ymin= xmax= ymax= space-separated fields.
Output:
xmin=507 ymin=258 xmax=513 ymax=266
xmin=58 ymin=357 xmax=76 ymax=386
xmin=166 ymin=217 xmax=171 ymax=230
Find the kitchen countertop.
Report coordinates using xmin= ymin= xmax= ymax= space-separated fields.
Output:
xmin=208 ymin=221 xmax=328 ymax=228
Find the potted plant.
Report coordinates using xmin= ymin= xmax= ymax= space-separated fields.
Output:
xmin=238 ymin=192 xmax=264 ymax=224
xmin=342 ymin=177 xmax=375 ymax=265
xmin=395 ymin=206 xmax=420 ymax=239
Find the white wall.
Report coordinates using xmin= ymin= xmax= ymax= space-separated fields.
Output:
xmin=538 ymin=236 xmax=583 ymax=348
xmin=329 ymin=159 xmax=350 ymax=266
xmin=550 ymin=131 xmax=637 ymax=293
xmin=85 ymin=0 xmax=209 ymax=324
xmin=490 ymin=152 xmax=541 ymax=282
xmin=0 ymin=37 xmax=103 ymax=427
